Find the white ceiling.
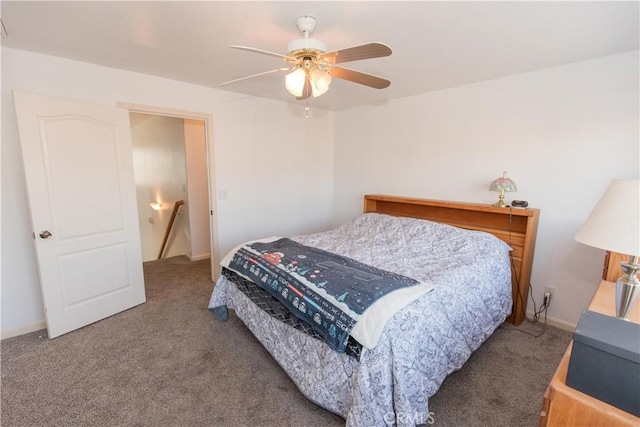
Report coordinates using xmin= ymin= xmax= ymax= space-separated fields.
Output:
xmin=1 ymin=1 xmax=638 ymax=111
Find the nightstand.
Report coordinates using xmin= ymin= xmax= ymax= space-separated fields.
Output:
xmin=539 ymin=280 xmax=640 ymax=426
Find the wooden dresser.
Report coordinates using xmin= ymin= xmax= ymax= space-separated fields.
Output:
xmin=539 ymin=280 xmax=640 ymax=426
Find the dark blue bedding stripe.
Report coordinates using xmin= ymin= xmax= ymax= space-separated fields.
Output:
xmin=220 ymin=268 xmax=362 ymax=360
xmin=227 ymin=238 xmax=420 ymax=353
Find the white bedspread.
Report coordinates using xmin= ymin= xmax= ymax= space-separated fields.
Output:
xmin=209 ymin=213 xmax=512 ymax=426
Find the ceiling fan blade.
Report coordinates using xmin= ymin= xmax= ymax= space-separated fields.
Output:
xmin=320 ymin=42 xmax=392 ymax=65
xmin=219 ymin=68 xmax=291 ymax=87
xmin=296 ymin=75 xmax=312 ymax=100
xmin=230 ymin=45 xmax=295 ymax=62
xmin=330 ymin=66 xmax=390 ymax=89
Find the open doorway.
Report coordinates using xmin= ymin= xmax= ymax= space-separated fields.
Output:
xmin=120 ymin=103 xmax=219 ymax=281
xmin=129 ymin=113 xmax=210 ymax=263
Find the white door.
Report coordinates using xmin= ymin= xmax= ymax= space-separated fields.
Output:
xmin=13 ymin=90 xmax=146 ymax=338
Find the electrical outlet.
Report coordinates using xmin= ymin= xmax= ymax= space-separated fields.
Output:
xmin=544 ymin=286 xmax=555 ymax=298
xmin=544 ymin=286 xmax=554 ymax=307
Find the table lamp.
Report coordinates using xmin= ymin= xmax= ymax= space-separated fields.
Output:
xmin=574 ymin=179 xmax=640 ymax=319
xmin=489 ymin=172 xmax=517 ymax=208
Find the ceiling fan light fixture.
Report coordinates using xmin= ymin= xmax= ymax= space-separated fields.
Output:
xmin=222 ymin=15 xmax=392 ymax=101
xmin=285 ymin=67 xmax=307 ymax=97
xmin=310 ymin=68 xmax=331 ymax=97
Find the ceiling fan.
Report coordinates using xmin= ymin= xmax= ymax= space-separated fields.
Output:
xmin=219 ymin=16 xmax=392 ymax=100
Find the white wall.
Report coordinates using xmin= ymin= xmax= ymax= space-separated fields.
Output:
xmin=333 ymin=51 xmax=639 ymax=328
xmin=184 ymin=118 xmax=211 ymax=261
xmin=1 ymin=47 xmax=335 ymax=336
xmin=2 ymin=46 xmax=637 ymax=335
xmin=130 ymin=113 xmax=190 ymax=262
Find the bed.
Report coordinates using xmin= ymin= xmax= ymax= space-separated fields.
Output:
xmin=208 ymin=195 xmax=540 ymax=426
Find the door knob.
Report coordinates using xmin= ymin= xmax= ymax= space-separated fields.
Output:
xmin=39 ymin=230 xmax=52 ymax=239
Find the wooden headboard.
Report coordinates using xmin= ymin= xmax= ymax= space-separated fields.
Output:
xmin=364 ymin=195 xmax=540 ymax=325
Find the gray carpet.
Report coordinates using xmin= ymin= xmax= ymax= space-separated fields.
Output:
xmin=1 ymin=256 xmax=571 ymax=427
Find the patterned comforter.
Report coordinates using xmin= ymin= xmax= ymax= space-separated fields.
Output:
xmin=219 ymin=237 xmax=433 ymax=353
xmin=208 ymin=213 xmax=512 ymax=426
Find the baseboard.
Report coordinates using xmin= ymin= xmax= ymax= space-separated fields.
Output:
xmin=525 ymin=311 xmax=576 ymax=332
xmin=188 ymin=253 xmax=210 ymax=262
xmin=1 ymin=321 xmax=47 ymax=340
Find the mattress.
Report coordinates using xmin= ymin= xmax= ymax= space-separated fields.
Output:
xmin=209 ymin=212 xmax=512 ymax=426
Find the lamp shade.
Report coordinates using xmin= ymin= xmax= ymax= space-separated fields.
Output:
xmin=310 ymin=69 xmax=331 ymax=97
xmin=574 ymin=179 xmax=640 ymax=257
xmin=489 ymin=172 xmax=517 ymax=192
xmin=285 ymin=68 xmax=307 ymax=97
